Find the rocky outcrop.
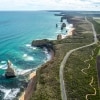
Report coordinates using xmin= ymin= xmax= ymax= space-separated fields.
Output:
xmin=5 ymin=60 xmax=16 ymax=78
xmin=32 ymin=39 xmax=54 ymax=52
xmin=61 ymin=23 xmax=66 ymax=30
xmin=60 ymin=16 xmax=67 ymax=22
xmin=57 ymin=34 xmax=62 ymax=40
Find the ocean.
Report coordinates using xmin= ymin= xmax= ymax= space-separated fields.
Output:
xmin=0 ymin=11 xmax=69 ymax=100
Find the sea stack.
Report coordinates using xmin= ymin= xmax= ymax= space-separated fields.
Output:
xmin=61 ymin=23 xmax=66 ymax=30
xmin=57 ymin=34 xmax=62 ymax=40
xmin=5 ymin=60 xmax=16 ymax=78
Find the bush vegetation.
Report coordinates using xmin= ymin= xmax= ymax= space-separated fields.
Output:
xmin=30 ymin=16 xmax=99 ymax=100
xmin=64 ymin=44 xmax=100 ymax=100
xmin=88 ymin=17 xmax=100 ymax=35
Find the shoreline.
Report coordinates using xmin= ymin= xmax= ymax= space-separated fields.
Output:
xmin=18 ymin=49 xmax=54 ymax=100
xmin=18 ymin=15 xmax=73 ymax=100
xmin=61 ymin=27 xmax=75 ymax=39
xmin=18 ymin=27 xmax=73 ymax=100
xmin=19 ymin=71 xmax=36 ymax=100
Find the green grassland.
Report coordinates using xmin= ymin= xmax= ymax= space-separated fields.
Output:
xmin=63 ymin=17 xmax=100 ymax=100
xmin=64 ymin=44 xmax=100 ymax=100
xmin=88 ymin=17 xmax=100 ymax=35
xmin=94 ymin=18 xmax=100 ymax=24
xmin=30 ymin=16 xmax=98 ymax=100
xmin=98 ymin=49 xmax=100 ymax=55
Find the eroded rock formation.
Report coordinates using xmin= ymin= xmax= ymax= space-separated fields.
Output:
xmin=57 ymin=34 xmax=62 ymax=40
xmin=61 ymin=23 xmax=66 ymax=30
xmin=32 ymin=39 xmax=54 ymax=52
xmin=5 ymin=60 xmax=16 ymax=78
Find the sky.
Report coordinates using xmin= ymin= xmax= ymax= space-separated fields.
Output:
xmin=0 ymin=0 xmax=100 ymax=11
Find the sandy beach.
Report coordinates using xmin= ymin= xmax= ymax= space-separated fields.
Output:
xmin=61 ymin=27 xmax=75 ymax=39
xmin=19 ymin=71 xmax=36 ymax=100
xmin=67 ymin=28 xmax=75 ymax=36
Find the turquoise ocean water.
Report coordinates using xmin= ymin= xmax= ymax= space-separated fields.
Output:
xmin=0 ymin=11 xmax=68 ymax=100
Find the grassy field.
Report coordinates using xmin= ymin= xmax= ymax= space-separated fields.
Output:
xmin=63 ymin=17 xmax=100 ymax=100
xmin=30 ymin=16 xmax=96 ymax=100
xmin=98 ymin=49 xmax=100 ymax=55
xmin=30 ymin=43 xmax=87 ymax=100
xmin=64 ymin=44 xmax=100 ymax=100
xmin=88 ymin=17 xmax=100 ymax=35
xmin=94 ymin=18 xmax=100 ymax=24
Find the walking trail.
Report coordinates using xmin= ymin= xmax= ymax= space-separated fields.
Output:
xmin=86 ymin=76 xmax=96 ymax=100
xmin=81 ymin=49 xmax=96 ymax=100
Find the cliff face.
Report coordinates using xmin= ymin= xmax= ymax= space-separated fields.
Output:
xmin=32 ymin=39 xmax=55 ymax=52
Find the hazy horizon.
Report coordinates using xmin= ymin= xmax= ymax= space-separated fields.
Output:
xmin=0 ymin=0 xmax=100 ymax=11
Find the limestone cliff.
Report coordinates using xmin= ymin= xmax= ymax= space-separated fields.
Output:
xmin=32 ymin=39 xmax=55 ymax=52
xmin=5 ymin=60 xmax=16 ymax=78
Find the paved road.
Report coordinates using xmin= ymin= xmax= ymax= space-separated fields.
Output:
xmin=59 ymin=17 xmax=98 ymax=100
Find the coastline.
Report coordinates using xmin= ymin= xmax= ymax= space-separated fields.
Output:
xmin=66 ymin=28 xmax=75 ymax=37
xmin=19 ymin=13 xmax=100 ymax=100
xmin=18 ymin=14 xmax=73 ymax=100
xmin=19 ymin=71 xmax=36 ymax=100
xmin=19 ymin=48 xmax=54 ymax=100
xmin=61 ymin=27 xmax=75 ymax=39
xmin=18 ymin=30 xmax=73 ymax=100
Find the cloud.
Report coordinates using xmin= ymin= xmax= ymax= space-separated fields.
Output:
xmin=0 ymin=0 xmax=99 ymax=11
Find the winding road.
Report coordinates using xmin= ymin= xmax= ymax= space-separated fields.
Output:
xmin=59 ymin=17 xmax=98 ymax=100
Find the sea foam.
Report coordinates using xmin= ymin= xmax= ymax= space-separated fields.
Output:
xmin=0 ymin=64 xmax=7 ymax=70
xmin=16 ymin=68 xmax=32 ymax=75
xmin=1 ymin=61 xmax=6 ymax=64
xmin=43 ymin=48 xmax=52 ymax=61
xmin=0 ymin=86 xmax=20 ymax=100
xmin=23 ymin=54 xmax=34 ymax=61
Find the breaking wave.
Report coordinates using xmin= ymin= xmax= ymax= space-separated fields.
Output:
xmin=23 ymin=54 xmax=34 ymax=61
xmin=25 ymin=44 xmax=36 ymax=50
xmin=0 ymin=86 xmax=20 ymax=100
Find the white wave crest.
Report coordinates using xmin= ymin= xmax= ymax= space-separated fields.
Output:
xmin=43 ymin=47 xmax=48 ymax=54
xmin=66 ymin=24 xmax=73 ymax=30
xmin=26 ymin=44 xmax=31 ymax=47
xmin=0 ymin=62 xmax=33 ymax=75
xmin=26 ymin=44 xmax=36 ymax=50
xmin=1 ymin=61 xmax=6 ymax=64
xmin=43 ymin=48 xmax=52 ymax=61
xmin=0 ymin=64 xmax=7 ymax=70
xmin=23 ymin=54 xmax=34 ymax=61
xmin=16 ymin=68 xmax=32 ymax=75
xmin=0 ymin=86 xmax=20 ymax=100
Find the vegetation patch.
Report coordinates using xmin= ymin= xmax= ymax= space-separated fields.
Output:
xmin=30 ymin=16 xmax=96 ymax=100
xmin=88 ymin=17 xmax=100 ymax=35
xmin=94 ymin=19 xmax=100 ymax=24
xmin=64 ymin=44 xmax=100 ymax=100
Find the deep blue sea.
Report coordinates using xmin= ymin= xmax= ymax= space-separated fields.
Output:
xmin=0 ymin=11 xmax=69 ymax=100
